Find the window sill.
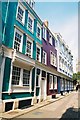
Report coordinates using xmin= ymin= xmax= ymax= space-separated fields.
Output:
xmin=16 ymin=18 xmax=24 ymax=26
xmin=49 ymin=88 xmax=53 ymax=90
xmin=12 ymin=85 xmax=30 ymax=88
xmin=36 ymin=86 xmax=40 ymax=88
xmin=37 ymin=36 xmax=41 ymax=40
xmin=28 ymin=28 xmax=34 ymax=34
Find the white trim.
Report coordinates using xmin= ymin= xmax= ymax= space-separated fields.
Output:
xmin=3 ymin=97 xmax=33 ymax=103
xmin=54 ymin=76 xmax=57 ymax=89
xmin=27 ymin=12 xmax=34 ymax=33
xmin=26 ymin=37 xmax=33 ymax=58
xmin=16 ymin=2 xmax=25 ymax=25
xmin=49 ymin=74 xmax=53 ymax=90
xmin=13 ymin=28 xmax=23 ymax=53
xmin=36 ymin=22 xmax=42 ymax=40
xmin=42 ymin=50 xmax=47 ymax=65
xmin=42 ymin=25 xmax=47 ymax=40
xmin=36 ymin=45 xmax=41 ymax=63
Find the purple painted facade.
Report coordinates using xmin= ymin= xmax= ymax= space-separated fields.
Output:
xmin=42 ymin=26 xmax=57 ymax=69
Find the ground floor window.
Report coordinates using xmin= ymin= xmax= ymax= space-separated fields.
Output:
xmin=12 ymin=66 xmax=21 ymax=85
xmin=23 ymin=69 xmax=30 ymax=86
xmin=54 ymin=76 xmax=57 ymax=89
xmin=36 ymin=69 xmax=40 ymax=87
xmin=12 ymin=66 xmax=31 ymax=87
xmin=49 ymin=75 xmax=53 ymax=90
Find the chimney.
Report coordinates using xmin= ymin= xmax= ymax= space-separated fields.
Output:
xmin=44 ymin=20 xmax=49 ymax=27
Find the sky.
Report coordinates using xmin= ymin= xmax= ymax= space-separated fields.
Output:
xmin=35 ymin=1 xmax=78 ymax=73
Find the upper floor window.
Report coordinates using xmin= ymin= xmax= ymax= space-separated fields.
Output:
xmin=49 ymin=34 xmax=52 ymax=45
xmin=36 ymin=46 xmax=41 ymax=62
xmin=17 ymin=3 xmax=25 ymax=24
xmin=50 ymin=51 xmax=57 ymax=67
xmin=28 ymin=13 xmax=34 ymax=33
xmin=26 ymin=37 xmax=33 ymax=58
xmin=42 ymin=51 xmax=47 ymax=65
xmin=49 ymin=75 xmax=53 ymax=90
xmin=37 ymin=24 xmax=41 ymax=39
xmin=42 ymin=25 xmax=46 ymax=40
xmin=59 ymin=56 xmax=61 ymax=68
xmin=14 ymin=29 xmax=23 ymax=52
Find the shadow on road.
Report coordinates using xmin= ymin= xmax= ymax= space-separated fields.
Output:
xmin=60 ymin=107 xmax=80 ymax=120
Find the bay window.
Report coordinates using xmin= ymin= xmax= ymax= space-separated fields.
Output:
xmin=23 ymin=69 xmax=30 ymax=86
xmin=12 ymin=66 xmax=31 ymax=87
xmin=12 ymin=66 xmax=21 ymax=85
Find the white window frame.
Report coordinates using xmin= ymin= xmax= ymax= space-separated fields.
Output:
xmin=12 ymin=66 xmax=21 ymax=85
xmin=23 ymin=69 xmax=30 ymax=86
xmin=27 ymin=13 xmax=34 ymax=33
xmin=13 ymin=28 xmax=23 ymax=52
xmin=54 ymin=76 xmax=57 ymax=89
xmin=37 ymin=23 xmax=41 ymax=40
xmin=49 ymin=74 xmax=53 ymax=90
xmin=49 ymin=33 xmax=52 ymax=45
xmin=36 ymin=45 xmax=41 ymax=62
xmin=12 ymin=66 xmax=32 ymax=89
xmin=26 ymin=37 xmax=33 ymax=58
xmin=42 ymin=51 xmax=47 ymax=65
xmin=16 ymin=2 xmax=25 ymax=25
xmin=42 ymin=25 xmax=47 ymax=40
xmin=50 ymin=51 xmax=56 ymax=66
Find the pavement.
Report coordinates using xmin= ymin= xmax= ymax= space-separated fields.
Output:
xmin=0 ymin=91 xmax=73 ymax=119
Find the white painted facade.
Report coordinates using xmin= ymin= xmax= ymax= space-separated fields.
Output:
xmin=55 ymin=33 xmax=73 ymax=78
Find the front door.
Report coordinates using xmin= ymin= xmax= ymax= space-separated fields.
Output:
xmin=41 ymin=78 xmax=46 ymax=101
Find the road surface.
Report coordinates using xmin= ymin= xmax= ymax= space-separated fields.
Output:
xmin=16 ymin=91 xmax=79 ymax=119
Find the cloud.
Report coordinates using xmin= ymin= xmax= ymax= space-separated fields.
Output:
xmin=57 ymin=15 xmax=78 ymax=72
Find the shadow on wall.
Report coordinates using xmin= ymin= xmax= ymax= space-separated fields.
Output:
xmin=60 ymin=107 xmax=80 ymax=120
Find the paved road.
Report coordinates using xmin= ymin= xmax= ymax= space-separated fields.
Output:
xmin=16 ymin=91 xmax=79 ymax=119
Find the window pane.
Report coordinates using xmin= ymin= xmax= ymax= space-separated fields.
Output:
xmin=12 ymin=66 xmax=21 ymax=85
xmin=23 ymin=69 xmax=30 ymax=86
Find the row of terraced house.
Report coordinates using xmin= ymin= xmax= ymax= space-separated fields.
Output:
xmin=1 ymin=0 xmax=74 ymax=112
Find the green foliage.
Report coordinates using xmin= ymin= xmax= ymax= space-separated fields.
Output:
xmin=72 ymin=72 xmax=80 ymax=81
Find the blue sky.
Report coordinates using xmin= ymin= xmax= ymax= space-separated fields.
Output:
xmin=35 ymin=2 xmax=78 ymax=72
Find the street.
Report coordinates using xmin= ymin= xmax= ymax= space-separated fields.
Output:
xmin=15 ymin=91 xmax=79 ymax=119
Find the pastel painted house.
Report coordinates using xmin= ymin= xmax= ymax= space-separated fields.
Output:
xmin=42 ymin=22 xmax=58 ymax=99
xmin=2 ymin=1 xmax=43 ymax=112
